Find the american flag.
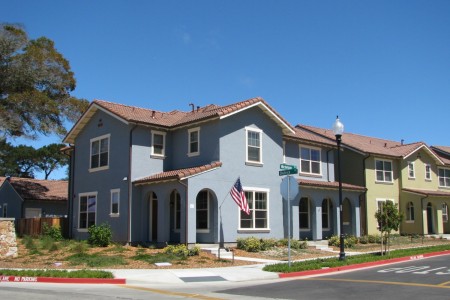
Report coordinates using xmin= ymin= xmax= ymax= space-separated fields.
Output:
xmin=230 ymin=177 xmax=250 ymax=215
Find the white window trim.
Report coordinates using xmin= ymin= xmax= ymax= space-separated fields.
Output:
xmin=151 ymin=130 xmax=166 ymax=158
xmin=245 ymin=127 xmax=263 ymax=165
xmin=438 ymin=167 xmax=450 ymax=188
xmin=78 ymin=192 xmax=98 ymax=232
xmin=443 ymin=203 xmax=448 ymax=223
xmin=187 ymin=127 xmax=200 ymax=157
xmin=196 ymin=191 xmax=210 ymax=233
xmin=110 ymin=189 xmax=120 ymax=217
xmin=89 ymin=134 xmax=110 ymax=172
xmin=425 ymin=164 xmax=432 ymax=181
xmin=375 ymin=159 xmax=394 ymax=183
xmin=408 ymin=161 xmax=415 ymax=179
xmin=299 ymin=197 xmax=310 ymax=231
xmin=299 ymin=145 xmax=322 ymax=176
xmin=238 ymin=186 xmax=270 ymax=231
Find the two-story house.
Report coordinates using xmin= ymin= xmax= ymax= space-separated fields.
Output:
xmin=299 ymin=125 xmax=450 ymax=237
xmin=64 ymin=97 xmax=365 ymax=245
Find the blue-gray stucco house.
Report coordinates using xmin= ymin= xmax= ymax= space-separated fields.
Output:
xmin=63 ymin=97 xmax=365 ymax=245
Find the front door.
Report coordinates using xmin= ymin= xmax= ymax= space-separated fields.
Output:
xmin=427 ymin=203 xmax=433 ymax=234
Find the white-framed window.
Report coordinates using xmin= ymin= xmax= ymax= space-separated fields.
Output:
xmin=299 ymin=197 xmax=310 ymax=230
xmin=406 ymin=201 xmax=415 ymax=222
xmin=188 ymin=127 xmax=200 ymax=156
xmin=438 ymin=168 xmax=450 ymax=187
xmin=2 ymin=203 xmax=7 ymax=218
xmin=90 ymin=134 xmax=110 ymax=171
xmin=79 ymin=192 xmax=97 ymax=230
xmin=375 ymin=159 xmax=393 ymax=183
xmin=322 ymin=198 xmax=330 ymax=230
xmin=300 ymin=146 xmax=321 ymax=175
xmin=110 ymin=189 xmax=120 ymax=216
xmin=171 ymin=190 xmax=181 ymax=231
xmin=408 ymin=161 xmax=415 ymax=179
xmin=240 ymin=188 xmax=269 ymax=229
xmin=443 ymin=203 xmax=448 ymax=223
xmin=376 ymin=199 xmax=393 ymax=212
xmin=196 ymin=190 xmax=209 ymax=232
xmin=246 ymin=127 xmax=262 ymax=164
xmin=151 ymin=130 xmax=166 ymax=157
xmin=425 ymin=164 xmax=432 ymax=181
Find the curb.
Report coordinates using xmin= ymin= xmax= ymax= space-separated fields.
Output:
xmin=278 ymin=250 xmax=450 ymax=279
xmin=0 ymin=275 xmax=126 ymax=284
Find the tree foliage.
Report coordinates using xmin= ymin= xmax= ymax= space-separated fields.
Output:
xmin=0 ymin=23 xmax=89 ymax=139
xmin=0 ymin=140 xmax=68 ymax=179
xmin=374 ymin=201 xmax=404 ymax=254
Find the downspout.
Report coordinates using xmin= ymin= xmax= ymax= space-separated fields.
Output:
xmin=127 ymin=125 xmax=138 ymax=245
xmin=178 ymin=179 xmax=188 ymax=246
xmin=63 ymin=146 xmax=75 ymax=239
xmin=362 ymin=154 xmax=370 ymax=236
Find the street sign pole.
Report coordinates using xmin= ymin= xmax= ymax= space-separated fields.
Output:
xmin=287 ymin=175 xmax=291 ymax=267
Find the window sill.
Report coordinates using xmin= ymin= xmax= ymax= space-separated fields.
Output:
xmin=245 ymin=162 xmax=263 ymax=167
xmin=237 ymin=229 xmax=270 ymax=233
xmin=299 ymin=173 xmax=322 ymax=178
xmin=150 ymin=154 xmax=166 ymax=159
xmin=375 ymin=181 xmax=394 ymax=185
xmin=187 ymin=152 xmax=200 ymax=157
xmin=89 ymin=166 xmax=109 ymax=173
xmin=408 ymin=177 xmax=416 ymax=180
xmin=109 ymin=214 xmax=120 ymax=218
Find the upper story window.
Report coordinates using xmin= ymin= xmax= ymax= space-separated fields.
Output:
xmin=438 ymin=168 xmax=450 ymax=188
xmin=375 ymin=159 xmax=393 ymax=183
xmin=188 ymin=127 xmax=200 ymax=157
xmin=300 ymin=146 xmax=321 ymax=175
xmin=425 ymin=164 xmax=432 ymax=181
xmin=240 ymin=189 xmax=269 ymax=230
xmin=408 ymin=161 xmax=415 ymax=179
xmin=246 ymin=127 xmax=262 ymax=164
xmin=110 ymin=189 xmax=120 ymax=216
xmin=151 ymin=130 xmax=166 ymax=157
xmin=90 ymin=134 xmax=110 ymax=171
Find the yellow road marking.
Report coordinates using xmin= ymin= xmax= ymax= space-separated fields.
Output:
xmin=437 ymin=281 xmax=450 ymax=286
xmin=301 ymin=278 xmax=450 ymax=289
xmin=119 ymin=284 xmax=226 ymax=299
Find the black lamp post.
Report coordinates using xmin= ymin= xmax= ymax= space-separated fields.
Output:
xmin=332 ymin=116 xmax=346 ymax=261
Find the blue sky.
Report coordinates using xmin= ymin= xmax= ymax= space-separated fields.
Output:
xmin=2 ymin=1 xmax=450 ymax=179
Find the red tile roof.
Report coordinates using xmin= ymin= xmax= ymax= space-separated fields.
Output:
xmin=298 ymin=179 xmax=366 ymax=192
xmin=134 ymin=161 xmax=223 ymax=185
xmin=284 ymin=127 xmax=336 ymax=147
xmin=0 ymin=177 xmax=68 ymax=202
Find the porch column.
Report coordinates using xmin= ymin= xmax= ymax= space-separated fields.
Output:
xmin=187 ymin=199 xmax=197 ymax=245
xmin=334 ymin=205 xmax=341 ymax=236
xmin=422 ymin=201 xmax=428 ymax=234
xmin=437 ymin=207 xmax=443 ymax=235
xmin=292 ymin=204 xmax=299 ymax=240
xmin=352 ymin=202 xmax=361 ymax=237
xmin=312 ymin=205 xmax=322 ymax=241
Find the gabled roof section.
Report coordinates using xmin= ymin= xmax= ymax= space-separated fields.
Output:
xmin=134 ymin=161 xmax=222 ymax=185
xmin=431 ymin=146 xmax=450 ymax=166
xmin=0 ymin=177 xmax=68 ymax=202
xmin=64 ymin=97 xmax=295 ymax=144
xmin=284 ymin=126 xmax=337 ymax=147
xmin=297 ymin=124 xmax=442 ymax=163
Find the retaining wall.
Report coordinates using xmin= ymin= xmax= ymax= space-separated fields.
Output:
xmin=0 ymin=218 xmax=18 ymax=258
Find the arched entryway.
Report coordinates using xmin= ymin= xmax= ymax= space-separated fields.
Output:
xmin=427 ymin=202 xmax=434 ymax=234
xmin=196 ymin=189 xmax=217 ymax=243
xmin=169 ymin=189 xmax=181 ymax=242
xmin=299 ymin=197 xmax=311 ymax=239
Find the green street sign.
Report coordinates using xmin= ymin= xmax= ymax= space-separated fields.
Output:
xmin=280 ymin=163 xmax=296 ymax=170
xmin=279 ymin=168 xmax=298 ymax=176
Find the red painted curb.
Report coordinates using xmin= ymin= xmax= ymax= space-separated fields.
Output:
xmin=0 ymin=275 xmax=126 ymax=284
xmin=279 ymin=250 xmax=450 ymax=279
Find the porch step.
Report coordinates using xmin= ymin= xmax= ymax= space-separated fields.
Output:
xmin=307 ymin=240 xmax=335 ymax=252
xmin=201 ymin=247 xmax=234 ymax=259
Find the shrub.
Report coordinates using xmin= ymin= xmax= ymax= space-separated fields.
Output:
xmin=237 ymin=237 xmax=261 ymax=252
xmin=328 ymin=235 xmax=358 ymax=248
xmin=42 ymin=223 xmax=63 ymax=241
xmin=163 ymin=244 xmax=190 ymax=258
xmin=88 ymin=223 xmax=112 ymax=247
xmin=260 ymin=238 xmax=277 ymax=251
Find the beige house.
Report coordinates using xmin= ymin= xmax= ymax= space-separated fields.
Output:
xmin=297 ymin=125 xmax=450 ymax=236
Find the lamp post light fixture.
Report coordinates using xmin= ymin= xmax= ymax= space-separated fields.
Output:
xmin=332 ymin=116 xmax=346 ymax=261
